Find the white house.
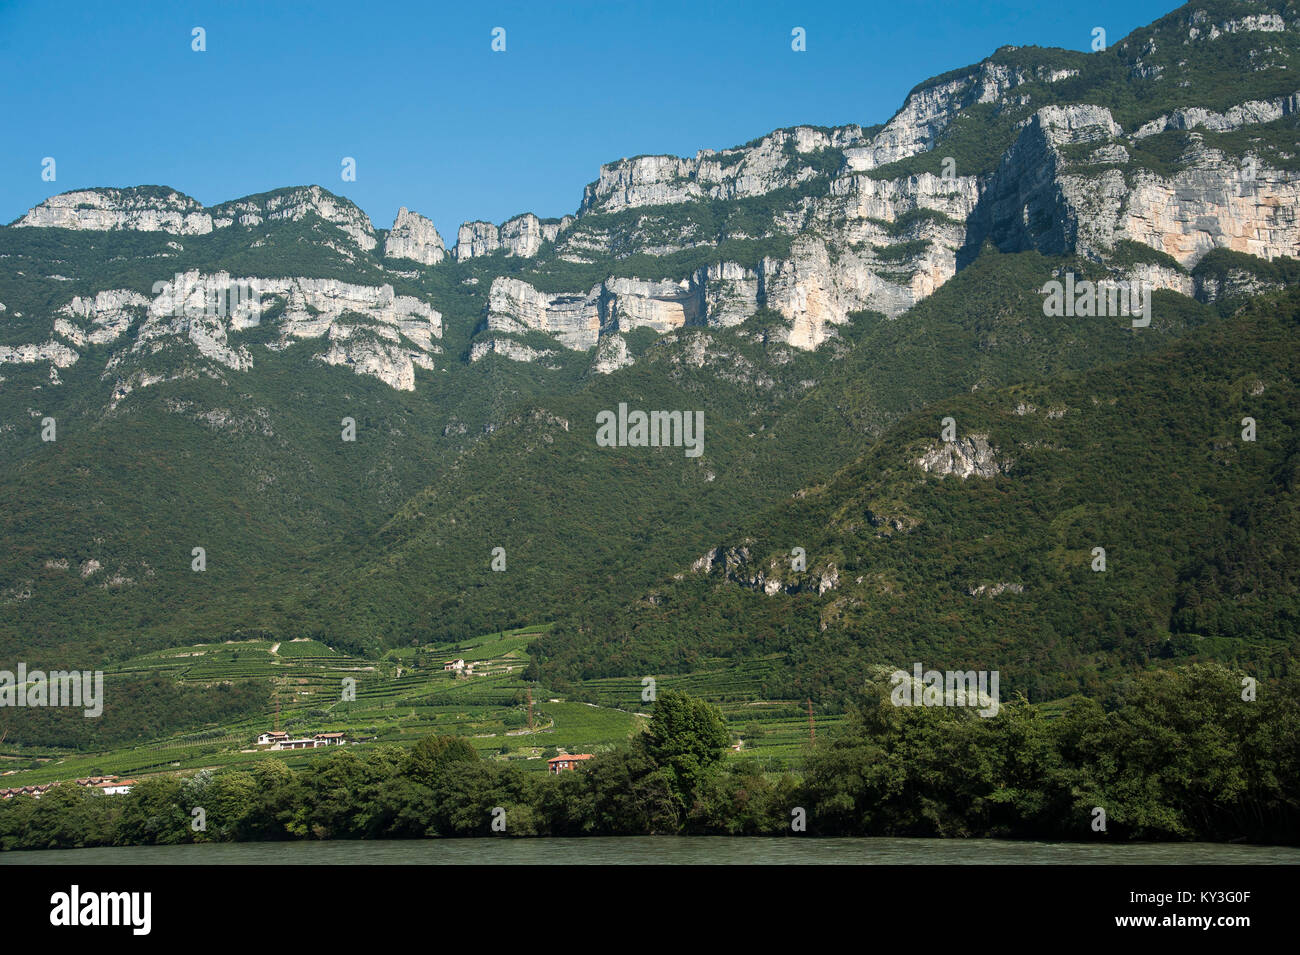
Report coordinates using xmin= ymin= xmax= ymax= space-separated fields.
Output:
xmin=95 ymin=779 xmax=136 ymax=795
xmin=267 ymin=731 xmax=348 ymax=750
xmin=273 ymin=738 xmax=317 ymax=750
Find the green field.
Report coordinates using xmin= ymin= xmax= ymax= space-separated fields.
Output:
xmin=0 ymin=625 xmax=818 ymax=787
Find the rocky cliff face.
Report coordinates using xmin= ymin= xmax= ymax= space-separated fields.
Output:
xmin=384 ymin=208 xmax=446 ymax=264
xmin=1195 ymin=263 xmax=1287 ymax=302
xmin=478 ymin=263 xmax=804 ymax=357
xmin=16 ymin=185 xmax=380 ymax=252
xmin=483 ymin=277 xmax=602 ymax=350
xmin=210 ymin=186 xmax=378 ymax=251
xmin=8 ymin=3 xmax=1298 ymax=386
xmin=455 ymin=213 xmax=574 ymax=261
xmin=690 ymin=544 xmax=840 ymax=597
xmin=478 ymin=273 xmax=722 ymax=356
xmin=581 ymin=126 xmax=864 ymax=215
xmin=14 ymin=188 xmax=214 ymax=234
xmin=50 ymin=272 xmax=443 ymax=393
xmin=843 ymin=60 xmax=1056 ymax=172
xmin=1132 ymin=90 xmax=1300 ymax=139
xmin=915 ymin=434 xmax=1010 ymax=479
xmin=472 ymin=65 xmax=1051 ymax=354
xmin=479 ymin=182 xmax=973 ymax=357
xmin=1117 ymin=155 xmax=1300 ymax=267
xmin=0 ymin=341 xmax=80 ymax=368
xmin=576 ymin=59 xmax=1076 ymax=218
xmin=56 ymin=289 xmax=151 ymax=346
xmin=967 ymin=99 xmax=1300 ymax=267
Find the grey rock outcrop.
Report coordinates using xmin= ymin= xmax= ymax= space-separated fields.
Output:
xmin=590 ymin=334 xmax=634 ymax=374
xmin=581 ymin=126 xmax=861 ymax=215
xmin=484 ymin=277 xmax=602 ymax=350
xmin=209 ymin=186 xmax=377 ymax=251
xmin=56 ymin=290 xmax=152 ymax=346
xmin=577 ymin=60 xmax=1073 ymax=219
xmin=968 ymin=582 xmax=1025 ymax=597
xmin=15 ymin=188 xmax=213 ymax=234
xmin=1133 ymin=90 xmax=1300 ymax=139
xmin=967 ymin=101 xmax=1300 ymax=268
xmin=480 ymin=228 xmax=946 ymax=358
xmin=691 ymin=544 xmax=838 ymax=596
xmin=46 ymin=272 xmax=442 ymax=392
xmin=469 ymin=337 xmax=558 ymax=365
xmin=384 ymin=208 xmax=447 ymax=264
xmin=0 ymin=341 xmax=80 ymax=368
xmin=455 ymin=213 xmax=574 ymax=261
xmin=17 ymin=186 xmax=379 ymax=253
xmin=1115 ymin=154 xmax=1300 ymax=266
xmin=1194 ymin=265 xmax=1287 ymax=302
xmin=915 ymin=434 xmax=1009 ymax=479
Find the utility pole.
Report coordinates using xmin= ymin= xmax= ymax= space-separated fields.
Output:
xmin=807 ymin=698 xmax=815 ymax=744
xmin=527 ymin=686 xmax=534 ymax=731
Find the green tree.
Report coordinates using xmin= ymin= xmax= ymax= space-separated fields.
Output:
xmin=642 ymin=690 xmax=729 ymax=808
xmin=405 ymin=734 xmax=479 ymax=783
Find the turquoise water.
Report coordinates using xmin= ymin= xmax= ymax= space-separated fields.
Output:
xmin=4 ymin=837 xmax=1298 ymax=865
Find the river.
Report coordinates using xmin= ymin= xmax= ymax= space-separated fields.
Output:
xmin=3 ymin=837 xmax=1298 ymax=864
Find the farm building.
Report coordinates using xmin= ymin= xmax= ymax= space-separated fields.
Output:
xmin=0 ymin=783 xmax=55 ymax=799
xmin=547 ymin=754 xmax=595 ymax=774
xmin=2 ymin=776 xmax=136 ymax=799
xmin=95 ymin=779 xmax=136 ymax=795
xmin=260 ymin=731 xmax=348 ymax=750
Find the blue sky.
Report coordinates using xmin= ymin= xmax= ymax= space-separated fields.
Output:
xmin=1 ymin=0 xmax=1177 ymax=239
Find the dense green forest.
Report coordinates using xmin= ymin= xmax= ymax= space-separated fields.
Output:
xmin=531 ymin=284 xmax=1300 ymax=703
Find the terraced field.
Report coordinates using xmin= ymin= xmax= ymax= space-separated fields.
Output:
xmin=580 ymin=658 xmax=842 ymax=769
xmin=0 ymin=627 xmax=820 ymax=788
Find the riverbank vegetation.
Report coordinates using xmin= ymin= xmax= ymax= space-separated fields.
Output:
xmin=3 ymin=665 xmax=1296 ymax=850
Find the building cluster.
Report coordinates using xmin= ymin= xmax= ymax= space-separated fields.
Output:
xmin=1 ymin=775 xmax=136 ymax=799
xmin=255 ymin=731 xmax=347 ymax=750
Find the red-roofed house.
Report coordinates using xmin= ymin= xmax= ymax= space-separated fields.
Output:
xmin=547 ymin=754 xmax=595 ymax=774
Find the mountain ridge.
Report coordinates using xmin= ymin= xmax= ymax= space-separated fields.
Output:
xmin=1 ymin=0 xmax=1297 ymax=749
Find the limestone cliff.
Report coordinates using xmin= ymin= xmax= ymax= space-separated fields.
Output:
xmin=14 ymin=188 xmax=214 ymax=234
xmin=384 ymin=208 xmax=447 ymax=265
xmin=50 ymin=272 xmax=442 ymax=394
xmin=9 ymin=2 xmax=1299 ymax=384
xmin=16 ymin=185 xmax=379 ymax=253
xmin=967 ymin=100 xmax=1300 ymax=267
xmin=454 ymin=213 xmax=574 ymax=261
